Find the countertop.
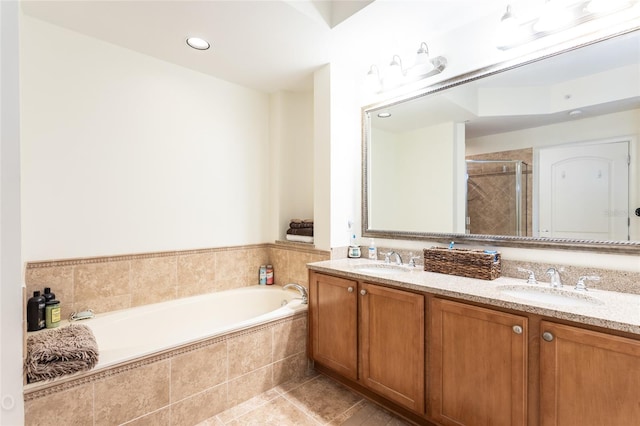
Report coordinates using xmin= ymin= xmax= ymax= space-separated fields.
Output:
xmin=308 ymin=258 xmax=640 ymax=335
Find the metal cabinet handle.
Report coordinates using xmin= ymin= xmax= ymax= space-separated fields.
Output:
xmin=347 ymin=286 xmax=354 ymax=293
xmin=360 ymin=289 xmax=367 ymax=296
xmin=512 ymin=325 xmax=523 ymax=334
xmin=542 ymin=331 xmax=554 ymax=342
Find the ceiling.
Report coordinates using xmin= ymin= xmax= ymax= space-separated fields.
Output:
xmin=20 ymin=0 xmax=507 ymax=93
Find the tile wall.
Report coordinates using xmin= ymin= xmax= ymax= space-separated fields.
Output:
xmin=25 ymin=242 xmax=330 ymax=320
xmin=466 ymin=148 xmax=533 ymax=237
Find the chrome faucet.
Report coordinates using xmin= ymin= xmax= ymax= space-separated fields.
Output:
xmin=283 ymin=283 xmax=308 ymax=304
xmin=384 ymin=251 xmax=403 ymax=265
xmin=546 ymin=267 xmax=563 ymax=288
xmin=517 ymin=267 xmax=538 ymax=285
xmin=575 ymin=275 xmax=600 ymax=292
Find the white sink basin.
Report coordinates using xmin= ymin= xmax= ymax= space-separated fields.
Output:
xmin=497 ymin=285 xmax=603 ymax=307
xmin=352 ymin=263 xmax=411 ymax=275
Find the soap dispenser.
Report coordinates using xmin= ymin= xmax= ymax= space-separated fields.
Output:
xmin=368 ymin=239 xmax=378 ymax=260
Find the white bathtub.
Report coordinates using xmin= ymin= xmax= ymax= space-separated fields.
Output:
xmin=84 ymin=285 xmax=307 ymax=369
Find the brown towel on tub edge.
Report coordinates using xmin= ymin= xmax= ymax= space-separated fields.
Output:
xmin=25 ymin=323 xmax=99 ymax=383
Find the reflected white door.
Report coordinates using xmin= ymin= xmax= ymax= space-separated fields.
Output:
xmin=538 ymin=140 xmax=629 ymax=240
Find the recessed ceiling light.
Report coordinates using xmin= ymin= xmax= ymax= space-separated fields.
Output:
xmin=377 ymin=112 xmax=391 ymax=118
xmin=186 ymin=37 xmax=210 ymax=50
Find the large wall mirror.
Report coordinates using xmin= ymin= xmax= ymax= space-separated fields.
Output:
xmin=363 ymin=28 xmax=640 ymax=253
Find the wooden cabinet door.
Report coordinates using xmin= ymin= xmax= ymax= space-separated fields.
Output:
xmin=430 ymin=298 xmax=527 ymax=426
xmin=540 ymin=321 xmax=640 ymax=426
xmin=309 ymin=272 xmax=358 ymax=380
xmin=360 ymin=282 xmax=425 ymax=413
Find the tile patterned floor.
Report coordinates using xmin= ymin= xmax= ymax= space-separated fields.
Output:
xmin=197 ymin=372 xmax=412 ymax=426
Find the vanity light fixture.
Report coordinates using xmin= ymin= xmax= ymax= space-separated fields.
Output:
xmin=496 ymin=5 xmax=526 ymax=48
xmin=364 ymin=65 xmax=382 ymax=93
xmin=186 ymin=36 xmax=210 ymax=50
xmin=533 ymin=0 xmax=573 ymax=33
xmin=365 ymin=41 xmax=447 ymax=93
xmin=586 ymin=0 xmax=631 ymax=13
xmin=384 ymin=55 xmax=405 ymax=89
xmin=409 ymin=42 xmax=435 ymax=76
xmin=497 ymin=0 xmax=637 ymax=49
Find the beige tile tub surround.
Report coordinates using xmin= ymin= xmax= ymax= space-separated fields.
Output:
xmin=23 ymin=243 xmax=328 ymax=425
xmin=24 ymin=312 xmax=310 ymax=426
xmin=24 ymin=243 xmax=330 ymax=320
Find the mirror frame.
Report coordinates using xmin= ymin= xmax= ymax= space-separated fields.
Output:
xmin=362 ymin=26 xmax=640 ymax=254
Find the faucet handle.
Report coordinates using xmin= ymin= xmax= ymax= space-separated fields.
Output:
xmin=575 ymin=275 xmax=600 ymax=292
xmin=517 ymin=267 xmax=537 ymax=285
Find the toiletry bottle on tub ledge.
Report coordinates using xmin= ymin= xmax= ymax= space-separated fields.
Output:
xmin=27 ymin=291 xmax=46 ymax=331
xmin=259 ymin=265 xmax=267 ymax=285
xmin=266 ymin=264 xmax=274 ymax=285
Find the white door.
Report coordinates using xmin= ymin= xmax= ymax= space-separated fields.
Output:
xmin=538 ymin=140 xmax=629 ymax=240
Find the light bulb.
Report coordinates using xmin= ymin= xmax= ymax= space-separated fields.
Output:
xmin=496 ymin=5 xmax=526 ymax=48
xmin=586 ymin=0 xmax=630 ymax=14
xmin=364 ymin=65 xmax=382 ymax=93
xmin=409 ymin=42 xmax=435 ymax=76
xmin=533 ymin=0 xmax=573 ymax=33
xmin=384 ymin=55 xmax=405 ymax=89
xmin=186 ymin=37 xmax=210 ymax=50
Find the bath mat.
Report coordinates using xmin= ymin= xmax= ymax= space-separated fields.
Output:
xmin=25 ymin=323 xmax=99 ymax=383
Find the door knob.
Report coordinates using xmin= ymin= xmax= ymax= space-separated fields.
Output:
xmin=542 ymin=331 xmax=554 ymax=342
xmin=360 ymin=289 xmax=367 ymax=296
xmin=512 ymin=325 xmax=523 ymax=334
xmin=347 ymin=286 xmax=354 ymax=293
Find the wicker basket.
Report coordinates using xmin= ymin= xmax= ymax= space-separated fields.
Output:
xmin=423 ymin=247 xmax=501 ymax=280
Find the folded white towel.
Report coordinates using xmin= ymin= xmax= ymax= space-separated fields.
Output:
xmin=286 ymin=234 xmax=314 ymax=243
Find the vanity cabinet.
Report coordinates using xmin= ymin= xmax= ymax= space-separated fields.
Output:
xmin=309 ymin=265 xmax=640 ymax=426
xmin=359 ymin=282 xmax=425 ymax=413
xmin=429 ymin=298 xmax=528 ymax=426
xmin=308 ymin=271 xmax=425 ymax=413
xmin=539 ymin=321 xmax=640 ymax=426
xmin=309 ymin=272 xmax=358 ymax=380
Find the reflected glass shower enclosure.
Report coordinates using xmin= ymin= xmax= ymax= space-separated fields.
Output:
xmin=466 ymin=159 xmax=527 ymax=237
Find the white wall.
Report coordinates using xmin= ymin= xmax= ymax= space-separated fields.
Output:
xmin=20 ymin=16 xmax=271 ymax=261
xmin=269 ymin=91 xmax=314 ymax=241
xmin=313 ymin=65 xmax=331 ymax=251
xmin=325 ymin=61 xmax=362 ymax=249
xmin=467 ymin=109 xmax=639 ymax=154
xmin=1 ymin=1 xmax=25 ymax=424
xmin=369 ymin=127 xmax=397 ymax=229
xmin=371 ymin=122 xmax=460 ymax=232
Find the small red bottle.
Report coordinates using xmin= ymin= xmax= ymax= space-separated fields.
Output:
xmin=266 ymin=264 xmax=274 ymax=285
